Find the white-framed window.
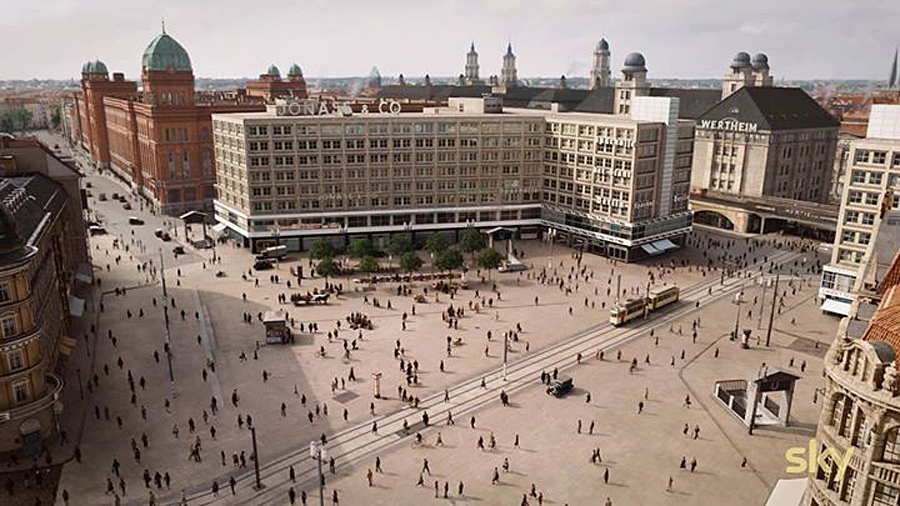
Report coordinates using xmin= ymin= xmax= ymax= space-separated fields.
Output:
xmin=6 ymin=349 xmax=23 ymax=371
xmin=0 ymin=281 xmax=10 ymax=303
xmin=12 ymin=379 xmax=29 ymax=403
xmin=1 ymin=313 xmax=18 ymax=338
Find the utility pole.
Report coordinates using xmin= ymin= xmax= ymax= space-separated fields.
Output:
xmin=159 ymin=249 xmax=175 ymax=385
xmin=732 ymin=286 xmax=743 ymax=341
xmin=757 ymin=276 xmax=767 ymax=330
xmin=310 ymin=442 xmax=326 ymax=506
xmin=251 ymin=426 xmax=263 ymax=490
xmin=503 ymin=332 xmax=508 ymax=381
xmin=765 ymin=274 xmax=780 ymax=347
xmin=615 ymin=274 xmax=621 ymax=305
xmin=547 ymin=228 xmax=555 ymax=269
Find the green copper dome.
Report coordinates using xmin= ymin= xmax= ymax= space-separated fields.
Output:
xmin=267 ymin=64 xmax=281 ymax=77
xmin=288 ymin=64 xmax=303 ymax=77
xmin=142 ymin=33 xmax=192 ymax=71
xmin=81 ymin=62 xmax=92 ymax=73
xmin=92 ymin=60 xmax=108 ymax=75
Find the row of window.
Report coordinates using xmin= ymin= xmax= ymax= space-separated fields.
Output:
xmin=854 ymin=149 xmax=900 ymax=167
xmin=234 ymin=121 xmax=545 ymax=138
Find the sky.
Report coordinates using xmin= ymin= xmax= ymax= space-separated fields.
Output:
xmin=1 ymin=0 xmax=899 ymax=81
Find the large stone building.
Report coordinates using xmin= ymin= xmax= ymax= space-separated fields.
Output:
xmin=819 ymin=105 xmax=900 ymax=316
xmin=690 ymin=85 xmax=839 ymax=234
xmin=68 ymin=29 xmax=266 ymax=215
xmin=212 ymin=84 xmax=694 ymax=261
xmin=0 ymin=146 xmax=87 ymax=457
xmin=589 ymin=38 xmax=611 ymax=89
xmin=803 ymin=196 xmax=900 ymax=505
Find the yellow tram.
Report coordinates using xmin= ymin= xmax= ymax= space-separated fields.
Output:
xmin=609 ymin=285 xmax=680 ymax=326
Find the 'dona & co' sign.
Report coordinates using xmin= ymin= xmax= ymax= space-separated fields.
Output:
xmin=275 ymin=99 xmax=402 ymax=117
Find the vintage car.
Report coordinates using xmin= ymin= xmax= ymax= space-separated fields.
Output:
xmin=291 ymin=293 xmax=330 ymax=306
xmin=546 ymin=378 xmax=574 ymax=398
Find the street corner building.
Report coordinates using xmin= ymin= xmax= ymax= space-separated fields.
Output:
xmin=0 ymin=169 xmax=87 ymax=458
xmin=67 ymin=29 xmax=269 ymax=216
xmin=211 ymin=49 xmax=715 ymax=261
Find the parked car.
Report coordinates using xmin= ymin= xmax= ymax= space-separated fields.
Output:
xmin=172 ymin=246 xmax=185 ymax=255
xmin=122 ymin=202 xmax=132 ymax=210
xmin=546 ymin=378 xmax=574 ymax=398
xmin=128 ymin=217 xmax=145 ymax=225
xmin=160 ymin=232 xmax=172 ymax=241
xmin=88 ymin=225 xmax=107 ymax=236
xmin=98 ymin=193 xmax=107 ymax=201
xmin=85 ymin=181 xmax=92 ymax=188
xmin=154 ymin=229 xmax=164 ymax=238
xmin=254 ymin=259 xmax=275 ymax=270
xmin=111 ymin=192 xmax=119 ymax=200
xmin=498 ymin=262 xmax=527 ymax=273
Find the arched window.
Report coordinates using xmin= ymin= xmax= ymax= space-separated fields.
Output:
xmin=831 ymin=394 xmax=845 ymax=427
xmin=883 ymin=427 xmax=900 ymax=463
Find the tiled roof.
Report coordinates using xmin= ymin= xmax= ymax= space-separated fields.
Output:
xmin=863 ymin=286 xmax=900 ymax=361
xmin=0 ymin=174 xmax=68 ymax=264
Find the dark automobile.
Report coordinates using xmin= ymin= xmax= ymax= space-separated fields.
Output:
xmin=172 ymin=246 xmax=185 ymax=255
xmin=254 ymin=259 xmax=275 ymax=270
xmin=546 ymin=378 xmax=574 ymax=398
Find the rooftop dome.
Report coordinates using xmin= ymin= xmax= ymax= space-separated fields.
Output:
xmin=81 ymin=62 xmax=92 ymax=73
xmin=622 ymin=52 xmax=646 ymax=73
xmin=751 ymin=53 xmax=769 ymax=70
xmin=731 ymin=51 xmax=752 ymax=69
xmin=92 ymin=60 xmax=108 ymax=75
xmin=267 ymin=64 xmax=281 ymax=77
xmin=142 ymin=33 xmax=192 ymax=72
xmin=597 ymin=38 xmax=609 ymax=51
xmin=288 ymin=63 xmax=303 ymax=77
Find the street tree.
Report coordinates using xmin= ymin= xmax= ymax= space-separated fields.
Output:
xmin=399 ymin=251 xmax=423 ymax=274
xmin=309 ymin=239 xmax=336 ymax=260
xmin=348 ymin=238 xmax=373 ymax=259
xmin=476 ymin=247 xmax=504 ymax=281
xmin=316 ymin=256 xmax=341 ymax=281
xmin=359 ymin=255 xmax=380 ymax=274
xmin=435 ymin=247 xmax=464 ymax=273
xmin=459 ymin=228 xmax=485 ymax=260
xmin=425 ymin=233 xmax=449 ymax=257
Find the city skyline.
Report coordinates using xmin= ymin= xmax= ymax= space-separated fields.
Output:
xmin=2 ymin=0 xmax=899 ymax=81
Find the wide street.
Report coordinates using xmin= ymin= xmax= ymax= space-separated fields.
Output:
xmin=3 ymin=132 xmax=836 ymax=506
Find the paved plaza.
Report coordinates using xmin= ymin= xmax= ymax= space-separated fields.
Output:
xmin=1 ymin=149 xmax=836 ymax=506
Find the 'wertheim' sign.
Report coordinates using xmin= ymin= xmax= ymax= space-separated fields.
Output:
xmin=275 ymin=98 xmax=402 ymax=117
xmin=699 ymin=117 xmax=759 ymax=133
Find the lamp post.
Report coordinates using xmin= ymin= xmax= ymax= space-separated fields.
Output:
xmin=765 ymin=274 xmax=780 ymax=347
xmin=547 ymin=228 xmax=556 ymax=269
xmin=731 ymin=286 xmax=744 ymax=341
xmin=310 ymin=441 xmax=327 ymax=506
xmin=251 ymin=425 xmax=263 ymax=490
xmin=502 ymin=332 xmax=509 ymax=381
xmin=159 ymin=249 xmax=175 ymax=387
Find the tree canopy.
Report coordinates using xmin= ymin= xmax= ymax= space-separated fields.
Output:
xmin=424 ymin=234 xmax=449 ymax=256
xmin=358 ymin=255 xmax=380 ymax=273
xmin=459 ymin=228 xmax=486 ymax=256
xmin=435 ymin=247 xmax=464 ymax=272
xmin=315 ymin=256 xmax=341 ymax=279
xmin=309 ymin=239 xmax=336 ymax=260
xmin=388 ymin=234 xmax=414 ymax=257
xmin=399 ymin=251 xmax=423 ymax=274
xmin=347 ymin=238 xmax=373 ymax=259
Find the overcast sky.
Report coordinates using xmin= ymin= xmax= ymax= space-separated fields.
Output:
xmin=2 ymin=0 xmax=898 ymax=81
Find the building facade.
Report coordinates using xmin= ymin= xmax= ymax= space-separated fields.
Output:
xmin=212 ymin=92 xmax=693 ymax=261
xmin=68 ymin=29 xmax=266 ymax=215
xmin=0 ymin=172 xmax=84 ymax=458
xmin=820 ymin=105 xmax=900 ymax=315
xmin=501 ymin=44 xmax=517 ymax=88
xmin=690 ymin=86 xmax=839 ymax=233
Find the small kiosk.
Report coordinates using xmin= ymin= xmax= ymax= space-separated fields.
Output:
xmin=263 ymin=311 xmax=293 ymax=344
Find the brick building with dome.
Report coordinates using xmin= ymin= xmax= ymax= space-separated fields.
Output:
xmin=70 ymin=28 xmax=267 ymax=215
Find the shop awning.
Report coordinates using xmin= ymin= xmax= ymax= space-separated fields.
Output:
xmin=651 ymin=239 xmax=678 ymax=252
xmin=821 ymin=299 xmax=851 ymax=317
xmin=68 ymin=296 xmax=85 ymax=317
xmin=641 ymin=243 xmax=660 ymax=255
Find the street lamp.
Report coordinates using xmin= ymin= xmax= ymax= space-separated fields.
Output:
xmin=731 ymin=286 xmax=744 ymax=341
xmin=547 ymin=228 xmax=556 ymax=268
xmin=251 ymin=425 xmax=263 ymax=490
xmin=310 ymin=441 xmax=327 ymax=506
